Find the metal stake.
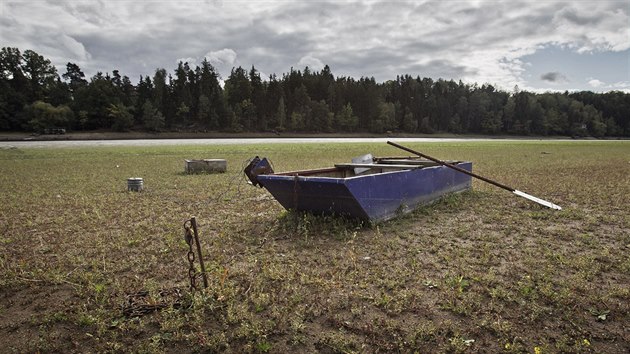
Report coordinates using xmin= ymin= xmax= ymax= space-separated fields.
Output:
xmin=189 ymin=217 xmax=208 ymax=289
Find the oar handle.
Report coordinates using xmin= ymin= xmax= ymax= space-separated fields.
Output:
xmin=386 ymin=141 xmax=515 ymax=192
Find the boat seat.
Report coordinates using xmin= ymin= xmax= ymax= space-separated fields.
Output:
xmin=334 ymin=163 xmax=423 ymax=170
xmin=376 ymin=159 xmax=459 ymax=166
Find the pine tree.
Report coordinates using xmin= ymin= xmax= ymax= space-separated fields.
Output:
xmin=275 ymin=95 xmax=286 ymax=131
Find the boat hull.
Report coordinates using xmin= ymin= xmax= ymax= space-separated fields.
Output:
xmin=257 ymin=162 xmax=472 ymax=222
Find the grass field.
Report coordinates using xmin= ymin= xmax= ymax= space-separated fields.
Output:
xmin=1 ymin=140 xmax=629 ymax=353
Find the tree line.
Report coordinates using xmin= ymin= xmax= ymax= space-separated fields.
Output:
xmin=1 ymin=47 xmax=629 ymax=137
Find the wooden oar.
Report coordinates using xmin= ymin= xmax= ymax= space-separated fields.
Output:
xmin=387 ymin=141 xmax=562 ymax=210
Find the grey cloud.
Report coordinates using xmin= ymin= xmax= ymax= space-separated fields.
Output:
xmin=0 ymin=11 xmax=18 ymax=28
xmin=541 ymin=72 xmax=568 ymax=83
xmin=214 ymin=24 xmax=318 ymax=77
xmin=400 ymin=60 xmax=477 ymax=81
xmin=402 ymin=2 xmax=503 ymax=51
xmin=2 ymin=0 xmax=626 ymax=92
xmin=557 ymin=6 xmax=603 ymax=26
xmin=206 ymin=49 xmax=236 ymax=66
xmin=400 ymin=40 xmax=443 ymax=54
xmin=448 ymin=2 xmax=556 ymax=47
xmin=320 ymin=45 xmax=474 ymax=82
xmin=52 ymin=0 xmax=110 ymax=27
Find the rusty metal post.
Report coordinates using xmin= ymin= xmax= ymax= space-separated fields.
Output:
xmin=189 ymin=216 xmax=208 ymax=289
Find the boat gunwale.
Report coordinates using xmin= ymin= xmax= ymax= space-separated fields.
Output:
xmin=258 ymin=161 xmax=472 ymax=181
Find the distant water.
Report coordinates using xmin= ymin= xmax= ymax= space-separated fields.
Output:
xmin=0 ymin=137 xmax=557 ymax=148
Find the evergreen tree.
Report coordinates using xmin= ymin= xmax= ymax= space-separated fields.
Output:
xmin=62 ymin=62 xmax=88 ymax=95
xmin=108 ymin=103 xmax=133 ymax=131
xmin=275 ymin=95 xmax=286 ymax=131
xmin=250 ymin=66 xmax=266 ymax=129
xmin=309 ymin=99 xmax=332 ymax=132
xmin=135 ymin=76 xmax=153 ymax=125
xmin=290 ymin=111 xmax=304 ymax=131
xmin=72 ymin=72 xmax=120 ymax=129
xmin=372 ymin=101 xmax=396 ymax=133
xmin=152 ymin=68 xmax=171 ymax=126
xmin=197 ymin=58 xmax=225 ymax=128
xmin=291 ymin=84 xmax=311 ymax=131
xmin=176 ymin=103 xmax=190 ymax=125
xmin=120 ymin=75 xmax=135 ymax=108
xmin=224 ymin=66 xmax=251 ymax=109
xmin=142 ymin=101 xmax=165 ymax=131
xmin=402 ymin=106 xmax=416 ymax=132
xmin=335 ymin=103 xmax=358 ymax=132
xmin=173 ymin=62 xmax=192 ymax=125
xmin=198 ymin=94 xmax=216 ymax=128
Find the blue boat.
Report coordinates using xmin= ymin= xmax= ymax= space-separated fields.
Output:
xmin=245 ymin=155 xmax=473 ymax=223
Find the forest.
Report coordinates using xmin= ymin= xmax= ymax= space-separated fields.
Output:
xmin=1 ymin=47 xmax=629 ymax=137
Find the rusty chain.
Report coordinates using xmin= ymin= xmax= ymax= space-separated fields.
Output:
xmin=184 ymin=221 xmax=198 ymax=291
xmin=120 ymin=217 xmax=210 ymax=318
xmin=183 ymin=217 xmax=208 ymax=291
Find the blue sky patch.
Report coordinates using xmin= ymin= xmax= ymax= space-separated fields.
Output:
xmin=521 ymin=46 xmax=630 ymax=92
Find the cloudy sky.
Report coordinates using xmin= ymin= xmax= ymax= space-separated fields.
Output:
xmin=1 ymin=0 xmax=628 ymax=92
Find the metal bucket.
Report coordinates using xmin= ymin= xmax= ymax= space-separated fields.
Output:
xmin=127 ymin=177 xmax=144 ymax=192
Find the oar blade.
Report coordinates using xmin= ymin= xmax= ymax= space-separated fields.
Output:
xmin=513 ymin=190 xmax=562 ymax=210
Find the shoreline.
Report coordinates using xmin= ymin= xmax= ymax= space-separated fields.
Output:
xmin=0 ymin=130 xmax=624 ymax=142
